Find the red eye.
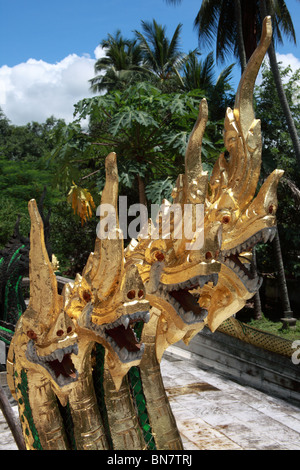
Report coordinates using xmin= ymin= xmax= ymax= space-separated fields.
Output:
xmin=205 ymin=252 xmax=212 ymax=260
xmin=138 ymin=289 xmax=144 ymax=298
xmin=27 ymin=330 xmax=37 ymax=340
xmin=222 ymin=215 xmax=230 ymax=224
xmin=155 ymin=251 xmax=165 ymax=262
xmin=127 ymin=290 xmax=136 ymax=299
xmin=83 ymin=291 xmax=91 ymax=302
xmin=67 ymin=326 xmax=72 ymax=334
xmin=269 ymin=204 xmax=274 ymax=214
xmin=56 ymin=330 xmax=64 ymax=337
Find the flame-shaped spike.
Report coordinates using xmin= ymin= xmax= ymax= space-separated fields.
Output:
xmin=100 ymin=152 xmax=119 ymax=222
xmin=83 ymin=152 xmax=124 ymax=304
xmin=247 ymin=169 xmax=284 ymax=215
xmin=234 ymin=16 xmax=272 ymax=135
xmin=210 ymin=17 xmax=273 ymax=210
xmin=184 ymin=99 xmax=209 ymax=204
xmin=28 ymin=199 xmax=60 ymax=324
xmin=185 ymin=98 xmax=208 ymax=182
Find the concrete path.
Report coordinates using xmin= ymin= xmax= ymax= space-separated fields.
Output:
xmin=162 ymin=346 xmax=300 ymax=450
xmin=1 ymin=345 xmax=300 ymax=450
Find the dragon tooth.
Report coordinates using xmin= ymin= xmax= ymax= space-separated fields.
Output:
xmin=178 ymin=306 xmax=186 ymax=316
xmin=119 ymin=347 xmax=129 ymax=361
xmin=200 ymin=308 xmax=208 ymax=320
xmin=144 ymin=311 xmax=150 ymax=323
xmin=262 ymin=230 xmax=269 ymax=243
xmin=269 ymin=228 xmax=276 ymax=242
xmin=184 ymin=311 xmax=195 ymax=323
xmin=56 ymin=348 xmax=64 ymax=363
xmin=211 ymin=273 xmax=218 ymax=286
xmin=122 ymin=316 xmax=130 ymax=329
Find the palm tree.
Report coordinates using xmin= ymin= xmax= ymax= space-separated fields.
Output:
xmin=90 ymin=31 xmax=146 ymax=93
xmin=181 ymin=50 xmax=216 ymax=91
xmin=181 ymin=50 xmax=235 ymax=119
xmin=193 ymin=1 xmax=296 ymax=66
xmin=165 ymin=0 xmax=298 ymax=321
xmin=134 ymin=19 xmax=187 ymax=87
xmin=259 ymin=0 xmax=300 ymax=168
xmin=165 ymin=0 xmax=300 ymax=165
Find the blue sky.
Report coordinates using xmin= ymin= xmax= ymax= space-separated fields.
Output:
xmin=1 ymin=0 xmax=300 ymax=125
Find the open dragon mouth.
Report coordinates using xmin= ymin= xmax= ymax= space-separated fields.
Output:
xmin=85 ymin=306 xmax=150 ymax=363
xmin=221 ymin=227 xmax=276 ymax=292
xmin=157 ymin=273 xmax=218 ymax=324
xmin=26 ymin=341 xmax=78 ymax=387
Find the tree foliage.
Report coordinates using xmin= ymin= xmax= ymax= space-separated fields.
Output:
xmin=166 ymin=0 xmax=297 ymax=65
xmin=51 ymin=82 xmax=226 ymax=208
xmin=2 ymin=12 xmax=299 ymax=282
xmin=254 ymin=62 xmax=300 ymax=277
xmin=89 ymin=31 xmax=146 ymax=93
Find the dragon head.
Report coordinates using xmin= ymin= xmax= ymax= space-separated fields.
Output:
xmin=201 ymin=16 xmax=283 ymax=330
xmin=125 ymin=100 xmax=223 ymax=360
xmin=10 ymin=199 xmax=79 ymax=403
xmin=64 ymin=153 xmax=151 ymax=390
xmin=126 ymin=17 xmax=283 ymax=358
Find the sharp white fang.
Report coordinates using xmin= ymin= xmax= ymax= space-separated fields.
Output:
xmin=184 ymin=311 xmax=194 ymax=323
xmin=56 ymin=349 xmax=64 ymax=363
xmin=122 ymin=317 xmax=130 ymax=329
xmin=119 ymin=347 xmax=128 ymax=361
xmin=144 ymin=312 xmax=150 ymax=323
xmin=200 ymin=308 xmax=208 ymax=320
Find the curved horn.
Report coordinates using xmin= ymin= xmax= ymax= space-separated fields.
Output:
xmin=84 ymin=152 xmax=124 ymax=303
xmin=234 ymin=16 xmax=272 ymax=135
xmin=211 ymin=17 xmax=273 ymax=208
xmin=183 ymin=98 xmax=209 ymax=204
xmin=185 ymin=98 xmax=208 ymax=182
xmin=100 ymin=152 xmax=119 ymax=222
xmin=28 ymin=199 xmax=60 ymax=324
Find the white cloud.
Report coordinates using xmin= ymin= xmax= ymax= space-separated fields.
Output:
xmin=0 ymin=47 xmax=105 ymax=125
xmin=276 ymin=52 xmax=300 ymax=73
xmin=94 ymin=45 xmax=107 ymax=61
xmin=256 ymin=52 xmax=300 ymax=86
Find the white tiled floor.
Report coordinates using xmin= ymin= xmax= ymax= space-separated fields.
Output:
xmin=162 ymin=346 xmax=300 ymax=450
xmin=1 ymin=346 xmax=300 ymax=450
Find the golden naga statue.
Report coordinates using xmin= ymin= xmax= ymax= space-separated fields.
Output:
xmin=202 ymin=16 xmax=283 ymax=332
xmin=6 ymin=17 xmax=283 ymax=451
xmin=63 ymin=152 xmax=152 ymax=450
xmin=121 ymin=17 xmax=283 ymax=450
xmin=126 ymin=16 xmax=283 ymax=350
xmin=6 ymin=200 xmax=79 ymax=450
